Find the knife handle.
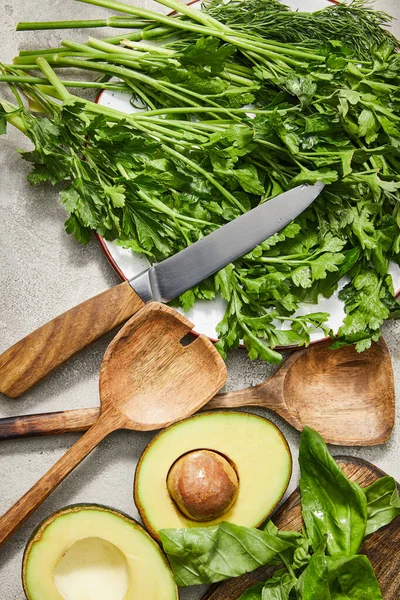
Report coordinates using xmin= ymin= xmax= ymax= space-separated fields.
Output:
xmin=0 ymin=282 xmax=145 ymax=398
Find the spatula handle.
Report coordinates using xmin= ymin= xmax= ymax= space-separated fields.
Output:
xmin=0 ymin=281 xmax=145 ymax=398
xmin=0 ymin=410 xmax=117 ymax=546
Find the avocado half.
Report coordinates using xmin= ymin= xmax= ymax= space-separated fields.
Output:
xmin=134 ymin=411 xmax=292 ymax=539
xmin=22 ymin=504 xmax=178 ymax=600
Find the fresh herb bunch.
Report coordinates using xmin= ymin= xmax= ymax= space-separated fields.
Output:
xmin=204 ymin=0 xmax=398 ymax=60
xmin=1 ymin=0 xmax=400 ymax=363
xmin=160 ymin=427 xmax=400 ymax=597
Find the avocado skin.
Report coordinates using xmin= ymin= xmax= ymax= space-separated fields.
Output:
xmin=22 ymin=503 xmax=177 ymax=600
xmin=134 ymin=411 xmax=292 ymax=540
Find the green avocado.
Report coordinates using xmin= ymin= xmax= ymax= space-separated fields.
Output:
xmin=22 ymin=504 xmax=178 ymax=600
xmin=135 ymin=411 xmax=292 ymax=539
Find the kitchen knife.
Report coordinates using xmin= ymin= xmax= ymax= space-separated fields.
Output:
xmin=0 ymin=182 xmax=324 ymax=397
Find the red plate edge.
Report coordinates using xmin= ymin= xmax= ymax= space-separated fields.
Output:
xmin=96 ymin=0 xmax=398 ymax=349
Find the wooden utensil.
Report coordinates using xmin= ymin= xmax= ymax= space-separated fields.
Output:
xmin=0 ymin=338 xmax=394 ymax=446
xmin=203 ymin=456 xmax=400 ymax=600
xmin=0 ymin=303 xmax=227 ymax=546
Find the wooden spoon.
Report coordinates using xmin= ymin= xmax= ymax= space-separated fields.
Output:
xmin=0 ymin=303 xmax=227 ymax=546
xmin=0 ymin=338 xmax=394 ymax=447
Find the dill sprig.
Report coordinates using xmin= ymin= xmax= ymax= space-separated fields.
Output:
xmin=203 ymin=0 xmax=398 ymax=59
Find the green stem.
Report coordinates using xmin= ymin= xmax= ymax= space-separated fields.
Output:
xmin=61 ymin=38 xmax=143 ymax=60
xmin=104 ymin=26 xmax=174 ymax=44
xmin=124 ymin=81 xmax=157 ymax=111
xmin=150 ymin=0 xmax=231 ymax=32
xmin=74 ymin=0 xmax=219 ymax=36
xmin=36 ymin=57 xmax=71 ymax=101
xmin=39 ymin=56 xmax=203 ymax=108
xmin=18 ymin=47 xmax=66 ymax=56
xmin=120 ymin=39 xmax=174 ymax=55
xmin=17 ymin=17 xmax=150 ymax=30
xmin=136 ymin=106 xmax=284 ymax=117
xmin=227 ymin=33 xmax=325 ymax=62
xmin=0 ymin=74 xmax=126 ymax=91
xmin=0 ymin=99 xmax=27 ymax=133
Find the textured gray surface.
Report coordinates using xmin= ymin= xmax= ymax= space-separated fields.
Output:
xmin=0 ymin=1 xmax=400 ymax=599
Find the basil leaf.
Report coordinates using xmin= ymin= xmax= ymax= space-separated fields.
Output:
xmin=300 ymin=551 xmax=383 ymax=599
xmin=159 ymin=521 xmax=293 ymax=586
xmin=238 ymin=583 xmax=265 ymax=599
xmin=261 ymin=570 xmax=297 ymax=599
xmin=364 ymin=476 xmax=400 ymax=535
xmin=299 ymin=427 xmax=367 ymax=556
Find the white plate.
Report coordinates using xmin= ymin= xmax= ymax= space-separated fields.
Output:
xmin=97 ymin=0 xmax=400 ymax=344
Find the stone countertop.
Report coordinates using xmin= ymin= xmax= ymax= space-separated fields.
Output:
xmin=1 ymin=1 xmax=399 ymax=598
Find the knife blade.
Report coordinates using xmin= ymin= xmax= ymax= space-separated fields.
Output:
xmin=132 ymin=182 xmax=324 ymax=302
xmin=0 ymin=182 xmax=323 ymax=398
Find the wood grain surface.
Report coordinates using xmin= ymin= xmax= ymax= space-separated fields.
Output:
xmin=202 ymin=457 xmax=400 ymax=600
xmin=0 ymin=281 xmax=145 ymax=398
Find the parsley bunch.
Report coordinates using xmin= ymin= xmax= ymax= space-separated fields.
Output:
xmin=1 ymin=0 xmax=400 ymax=362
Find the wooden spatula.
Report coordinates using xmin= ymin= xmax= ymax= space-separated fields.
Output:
xmin=0 ymin=338 xmax=394 ymax=446
xmin=0 ymin=303 xmax=227 ymax=546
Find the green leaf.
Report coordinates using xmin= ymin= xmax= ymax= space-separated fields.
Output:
xmin=338 ymin=270 xmax=391 ymax=339
xmin=238 ymin=583 xmax=265 ymax=600
xmin=243 ymin=323 xmax=283 ymax=363
xmin=284 ymin=74 xmax=317 ymax=108
xmin=159 ymin=521 xmax=294 ymax=586
xmin=292 ymin=266 xmax=312 ymax=288
xmin=358 ymin=109 xmax=379 ymax=143
xmin=301 ymin=552 xmax=383 ymax=599
xmin=179 ymin=36 xmax=235 ymax=73
xmin=299 ymin=427 xmax=367 ymax=557
xmin=104 ymin=184 xmax=126 ymax=208
xmin=364 ymin=477 xmax=400 ymax=536
xmin=64 ymin=214 xmax=90 ymax=245
xmin=0 ymin=107 xmax=7 ymax=135
xmin=179 ymin=289 xmax=196 ymax=312
xmin=216 ymin=164 xmax=264 ymax=195
xmin=224 ymin=124 xmax=255 ymax=148
xmin=339 ymin=89 xmax=361 ymax=106
xmin=290 ymin=167 xmax=338 ymax=187
xmin=215 ymin=264 xmax=236 ymax=301
xmin=60 ymin=187 xmax=80 ymax=213
xmin=261 ymin=570 xmax=297 ymax=599
xmin=310 ymin=252 xmax=345 ymax=280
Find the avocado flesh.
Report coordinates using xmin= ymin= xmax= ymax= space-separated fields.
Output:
xmin=23 ymin=505 xmax=177 ymax=600
xmin=135 ymin=411 xmax=292 ymax=539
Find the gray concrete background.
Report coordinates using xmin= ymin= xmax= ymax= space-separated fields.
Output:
xmin=0 ymin=1 xmax=399 ymax=598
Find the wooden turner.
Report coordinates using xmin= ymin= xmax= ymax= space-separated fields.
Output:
xmin=0 ymin=303 xmax=227 ymax=546
xmin=0 ymin=338 xmax=394 ymax=446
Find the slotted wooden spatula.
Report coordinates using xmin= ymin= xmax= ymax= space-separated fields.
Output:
xmin=0 ymin=303 xmax=227 ymax=546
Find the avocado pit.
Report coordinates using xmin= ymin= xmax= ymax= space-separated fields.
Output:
xmin=167 ymin=449 xmax=239 ymax=521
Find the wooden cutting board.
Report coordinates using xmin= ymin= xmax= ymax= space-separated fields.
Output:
xmin=203 ymin=456 xmax=400 ymax=600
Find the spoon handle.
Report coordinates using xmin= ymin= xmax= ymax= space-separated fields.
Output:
xmin=0 ymin=409 xmax=118 ymax=546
